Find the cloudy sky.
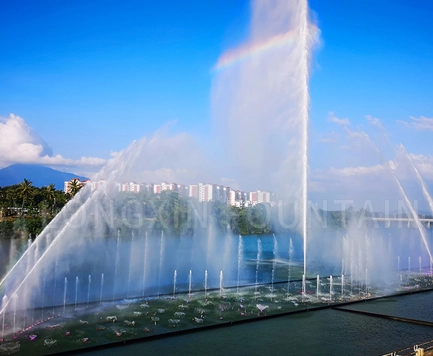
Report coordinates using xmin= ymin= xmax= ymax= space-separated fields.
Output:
xmin=0 ymin=0 xmax=432 ymax=210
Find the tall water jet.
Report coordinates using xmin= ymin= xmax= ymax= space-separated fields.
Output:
xmin=287 ymin=238 xmax=294 ymax=294
xmin=99 ymin=273 xmax=104 ymax=304
xmin=391 ymin=169 xmax=433 ymax=262
xmin=212 ymin=0 xmax=319 ymax=298
xmin=272 ymin=234 xmax=279 ymax=262
xmin=141 ymin=233 xmax=149 ymax=296
xmin=341 ymin=274 xmax=344 ymax=297
xmin=204 ymin=270 xmax=208 ymax=299
xmin=157 ymin=231 xmax=165 ymax=298
xmin=270 ymin=235 xmax=278 ymax=292
xmin=399 ymin=144 xmax=433 ymax=215
xmin=126 ymin=231 xmax=135 ymax=299
xmin=237 ymin=235 xmax=243 ymax=295
xmin=365 ymin=269 xmax=368 ymax=295
xmin=255 ymin=239 xmax=262 ymax=293
xmin=12 ymin=295 xmax=17 ymax=337
xmin=112 ymin=231 xmax=121 ymax=301
xmin=298 ymin=0 xmax=311 ymax=297
xmin=51 ymin=254 xmax=58 ymax=316
xmin=87 ymin=275 xmax=91 ymax=307
xmin=188 ymin=270 xmax=192 ymax=299
xmin=219 ymin=271 xmax=223 ymax=296
xmin=1 ymin=296 xmax=7 ymax=340
xmin=63 ymin=277 xmax=67 ymax=313
xmin=302 ymin=274 xmax=306 ymax=299
xmin=41 ymin=275 xmax=46 ymax=320
xmin=271 ymin=268 xmax=275 ymax=292
xmin=74 ymin=276 xmax=79 ymax=310
xmin=366 ymin=133 xmax=433 ymax=262
xmin=173 ymin=270 xmax=177 ymax=298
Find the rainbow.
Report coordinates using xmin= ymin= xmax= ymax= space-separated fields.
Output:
xmin=214 ymin=25 xmax=319 ymax=71
xmin=215 ymin=31 xmax=296 ymax=71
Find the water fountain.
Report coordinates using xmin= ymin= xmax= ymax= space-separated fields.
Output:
xmin=172 ymin=270 xmax=177 ymax=298
xmin=204 ymin=270 xmax=208 ymax=299
xmin=219 ymin=271 xmax=223 ymax=296
xmin=255 ymin=239 xmax=262 ymax=294
xmin=341 ymin=274 xmax=344 ymax=296
xmin=287 ymin=238 xmax=294 ymax=294
xmin=236 ymin=236 xmax=243 ymax=295
xmin=0 ymin=0 xmax=432 ymax=354
xmin=0 ymin=214 xmax=431 ymax=354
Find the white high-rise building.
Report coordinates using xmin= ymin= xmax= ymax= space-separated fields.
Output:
xmin=257 ymin=190 xmax=271 ymax=203
xmin=161 ymin=182 xmax=175 ymax=191
xmin=198 ymin=183 xmax=213 ymax=202
xmin=120 ymin=182 xmax=140 ymax=193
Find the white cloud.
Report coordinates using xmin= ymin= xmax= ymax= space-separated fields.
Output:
xmin=365 ymin=115 xmax=384 ymax=129
xmin=327 ymin=164 xmax=385 ymax=177
xmin=398 ymin=116 xmax=433 ymax=131
xmin=343 ymin=127 xmax=369 ymax=141
xmin=320 ymin=131 xmax=339 ymax=144
xmin=328 ymin=112 xmax=350 ymax=126
xmin=0 ymin=113 xmax=106 ymax=168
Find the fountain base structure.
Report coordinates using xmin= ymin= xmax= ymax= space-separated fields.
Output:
xmin=0 ymin=272 xmax=432 ymax=355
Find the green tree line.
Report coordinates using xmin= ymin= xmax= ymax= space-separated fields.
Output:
xmin=101 ymin=190 xmax=275 ymax=238
xmin=0 ymin=179 xmax=77 ymax=239
xmin=1 ymin=180 xmax=377 ymax=240
xmin=0 ymin=182 xmax=275 ymax=239
xmin=57 ymin=189 xmax=276 ymax=239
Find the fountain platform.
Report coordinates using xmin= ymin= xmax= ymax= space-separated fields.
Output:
xmin=1 ymin=272 xmax=432 ymax=355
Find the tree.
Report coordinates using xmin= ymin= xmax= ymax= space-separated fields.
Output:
xmin=248 ymin=204 xmax=272 ymax=234
xmin=17 ymin=179 xmax=34 ymax=216
xmin=44 ymin=184 xmax=57 ymax=215
xmin=68 ymin=179 xmax=82 ymax=198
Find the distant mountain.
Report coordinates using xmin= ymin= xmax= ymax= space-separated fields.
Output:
xmin=0 ymin=164 xmax=88 ymax=190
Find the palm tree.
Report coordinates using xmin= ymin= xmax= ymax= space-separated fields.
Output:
xmin=17 ymin=178 xmax=34 ymax=216
xmin=68 ymin=179 xmax=83 ymax=198
xmin=44 ymin=183 xmax=56 ymax=215
xmin=5 ymin=189 xmax=16 ymax=216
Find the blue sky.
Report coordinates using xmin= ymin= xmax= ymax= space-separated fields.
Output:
xmin=309 ymin=0 xmax=433 ymax=167
xmin=1 ymin=0 xmax=433 ymax=207
xmin=0 ymin=1 xmax=250 ymax=160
